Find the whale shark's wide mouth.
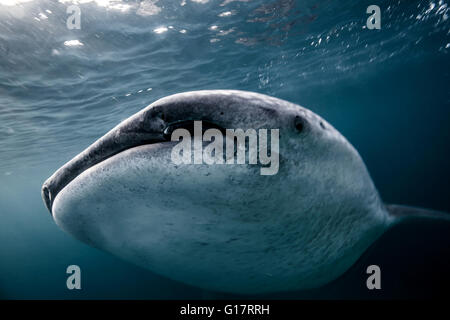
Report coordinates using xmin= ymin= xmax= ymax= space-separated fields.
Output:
xmin=42 ymin=119 xmax=226 ymax=215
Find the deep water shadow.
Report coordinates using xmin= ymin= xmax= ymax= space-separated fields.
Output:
xmin=202 ymin=218 xmax=450 ymax=299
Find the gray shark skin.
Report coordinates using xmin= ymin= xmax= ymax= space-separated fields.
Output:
xmin=41 ymin=90 xmax=449 ymax=294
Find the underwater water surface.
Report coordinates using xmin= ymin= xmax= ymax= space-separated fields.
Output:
xmin=0 ymin=0 xmax=449 ymax=299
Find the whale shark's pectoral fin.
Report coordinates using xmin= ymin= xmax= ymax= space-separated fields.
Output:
xmin=386 ymin=204 xmax=450 ymax=225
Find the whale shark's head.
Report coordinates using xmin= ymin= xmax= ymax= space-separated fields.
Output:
xmin=42 ymin=90 xmax=388 ymax=293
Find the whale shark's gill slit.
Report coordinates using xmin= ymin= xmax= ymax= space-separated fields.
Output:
xmin=163 ymin=120 xmax=226 ymax=140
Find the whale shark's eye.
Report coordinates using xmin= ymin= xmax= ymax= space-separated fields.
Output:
xmin=295 ymin=116 xmax=304 ymax=133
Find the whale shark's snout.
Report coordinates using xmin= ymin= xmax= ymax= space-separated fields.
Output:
xmin=41 ymin=90 xmax=393 ymax=294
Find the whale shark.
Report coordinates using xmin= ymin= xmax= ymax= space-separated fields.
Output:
xmin=41 ymin=90 xmax=449 ymax=294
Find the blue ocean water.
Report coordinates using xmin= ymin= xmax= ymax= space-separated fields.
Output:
xmin=0 ymin=0 xmax=449 ymax=299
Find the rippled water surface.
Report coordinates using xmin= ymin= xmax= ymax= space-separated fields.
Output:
xmin=0 ymin=0 xmax=449 ymax=299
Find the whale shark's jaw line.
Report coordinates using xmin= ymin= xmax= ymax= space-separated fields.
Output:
xmin=41 ymin=118 xmax=227 ymax=215
xmin=41 ymin=128 xmax=166 ymax=216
